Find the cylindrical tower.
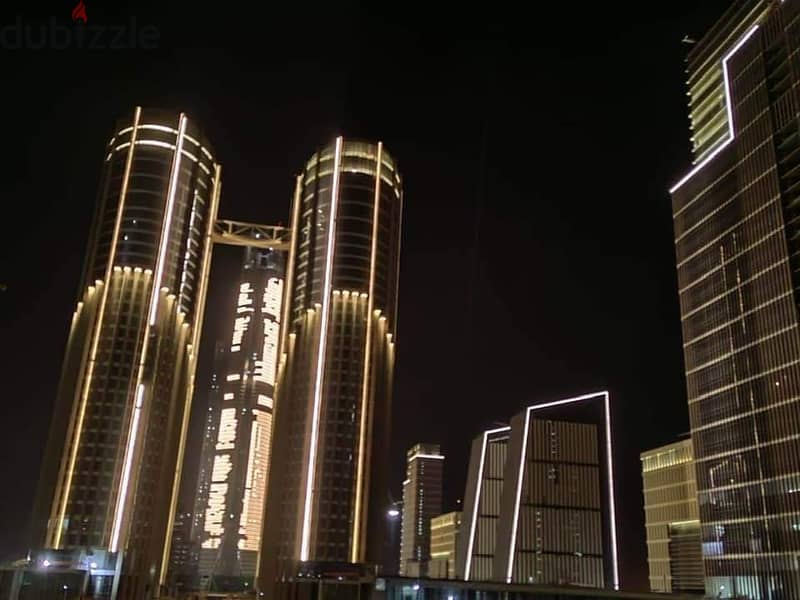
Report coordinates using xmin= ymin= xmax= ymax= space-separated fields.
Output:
xmin=32 ymin=107 xmax=221 ymax=599
xmin=260 ymin=138 xmax=403 ymax=588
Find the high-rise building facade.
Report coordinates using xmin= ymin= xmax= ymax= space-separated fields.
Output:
xmin=190 ymin=342 xmax=226 ymax=546
xmin=168 ymin=511 xmax=197 ymax=587
xmin=195 ymin=246 xmax=284 ymax=585
xmin=670 ymin=1 xmax=800 ymax=597
xmin=496 ymin=418 xmax=604 ymax=588
xmin=399 ymin=444 xmax=444 ymax=577
xmin=30 ymin=107 xmax=221 ymax=599
xmin=640 ymin=439 xmax=702 ymax=594
xmin=259 ymin=138 xmax=403 ymax=590
xmin=457 ymin=427 xmax=510 ymax=582
xmin=457 ymin=393 xmax=618 ymax=589
xmin=429 ymin=511 xmax=462 ymax=579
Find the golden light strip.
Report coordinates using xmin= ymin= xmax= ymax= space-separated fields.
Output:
xmin=300 ymin=136 xmax=343 ymax=561
xmin=110 ymin=114 xmax=187 ymax=552
xmin=50 ymin=106 xmax=142 ymax=549
xmin=278 ymin=175 xmax=302 ymax=359
xmin=393 ymin=189 xmax=403 ymax=334
xmin=149 ymin=115 xmax=188 ymax=325
xmin=159 ymin=162 xmax=221 ymax=585
xmin=351 ymin=142 xmax=382 ymax=563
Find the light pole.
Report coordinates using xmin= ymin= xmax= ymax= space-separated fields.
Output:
xmin=62 ymin=584 xmax=68 ymax=600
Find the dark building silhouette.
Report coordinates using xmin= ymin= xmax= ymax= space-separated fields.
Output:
xmin=399 ymin=444 xmax=444 ymax=577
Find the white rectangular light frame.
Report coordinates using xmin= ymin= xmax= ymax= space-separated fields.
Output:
xmin=669 ymin=25 xmax=759 ymax=194
xmin=505 ymin=391 xmax=618 ymax=590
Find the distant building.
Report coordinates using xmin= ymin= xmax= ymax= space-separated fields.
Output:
xmin=456 ymin=427 xmax=510 ymax=582
xmin=640 ymin=439 xmax=702 ymax=594
xmin=399 ymin=444 xmax=444 ymax=577
xmin=195 ymin=245 xmax=284 ymax=588
xmin=458 ymin=392 xmax=618 ymax=589
xmin=429 ymin=512 xmax=462 ymax=579
xmin=191 ymin=342 xmax=226 ymax=544
xmin=169 ymin=511 xmax=197 ymax=588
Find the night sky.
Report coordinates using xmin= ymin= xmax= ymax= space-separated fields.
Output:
xmin=1 ymin=0 xmax=734 ymax=590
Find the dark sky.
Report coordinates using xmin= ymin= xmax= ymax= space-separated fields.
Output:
xmin=0 ymin=0 xmax=733 ymax=590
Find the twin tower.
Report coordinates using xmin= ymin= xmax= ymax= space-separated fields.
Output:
xmin=30 ymin=107 xmax=403 ymax=599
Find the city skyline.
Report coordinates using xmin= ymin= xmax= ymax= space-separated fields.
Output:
xmin=1 ymin=0 xmax=744 ymax=592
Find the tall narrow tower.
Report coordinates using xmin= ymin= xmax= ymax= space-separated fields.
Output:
xmin=196 ymin=246 xmax=284 ymax=586
xmin=260 ymin=138 xmax=403 ymax=589
xmin=31 ymin=107 xmax=221 ymax=600
xmin=399 ymin=444 xmax=444 ymax=577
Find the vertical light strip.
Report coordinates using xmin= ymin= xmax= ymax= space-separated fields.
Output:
xmin=159 ymin=162 xmax=221 ymax=585
xmin=351 ymin=142 xmax=382 ymax=563
xmin=51 ymin=106 xmax=142 ymax=549
xmin=300 ymin=137 xmax=343 ymax=561
xmin=721 ymin=24 xmax=759 ymax=140
xmin=603 ymin=391 xmax=620 ymax=589
xmin=506 ymin=407 xmax=532 ymax=583
xmin=464 ymin=426 xmax=510 ymax=581
xmin=112 ymin=383 xmax=145 ymax=550
xmin=669 ymin=24 xmax=759 ymax=194
xmin=110 ymin=114 xmax=187 ymax=552
xmin=149 ymin=115 xmax=187 ymax=324
xmin=504 ymin=391 xmax=618 ymax=588
xmin=279 ymin=175 xmax=302 ymax=358
xmin=392 ymin=189 xmax=403 ymax=337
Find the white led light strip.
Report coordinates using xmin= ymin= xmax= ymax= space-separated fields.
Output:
xmin=505 ymin=391 xmax=618 ymax=590
xmin=300 ymin=137 xmax=343 ymax=561
xmin=669 ymin=25 xmax=760 ymax=194
xmin=110 ymin=114 xmax=188 ymax=552
xmin=463 ymin=426 xmax=510 ymax=581
xmin=408 ymin=453 xmax=445 ymax=461
xmin=352 ymin=142 xmax=383 ymax=563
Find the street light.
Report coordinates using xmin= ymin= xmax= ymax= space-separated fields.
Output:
xmin=62 ymin=584 xmax=68 ymax=600
xmin=387 ymin=508 xmax=400 ymax=518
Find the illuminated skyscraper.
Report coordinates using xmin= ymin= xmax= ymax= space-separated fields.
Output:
xmin=259 ymin=138 xmax=403 ymax=590
xmin=458 ymin=392 xmax=618 ymax=589
xmin=30 ymin=107 xmax=221 ymax=600
xmin=196 ymin=246 xmax=284 ymax=586
xmin=640 ymin=439 xmax=702 ymax=594
xmin=669 ymin=1 xmax=800 ymax=597
xmin=399 ymin=444 xmax=444 ymax=577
